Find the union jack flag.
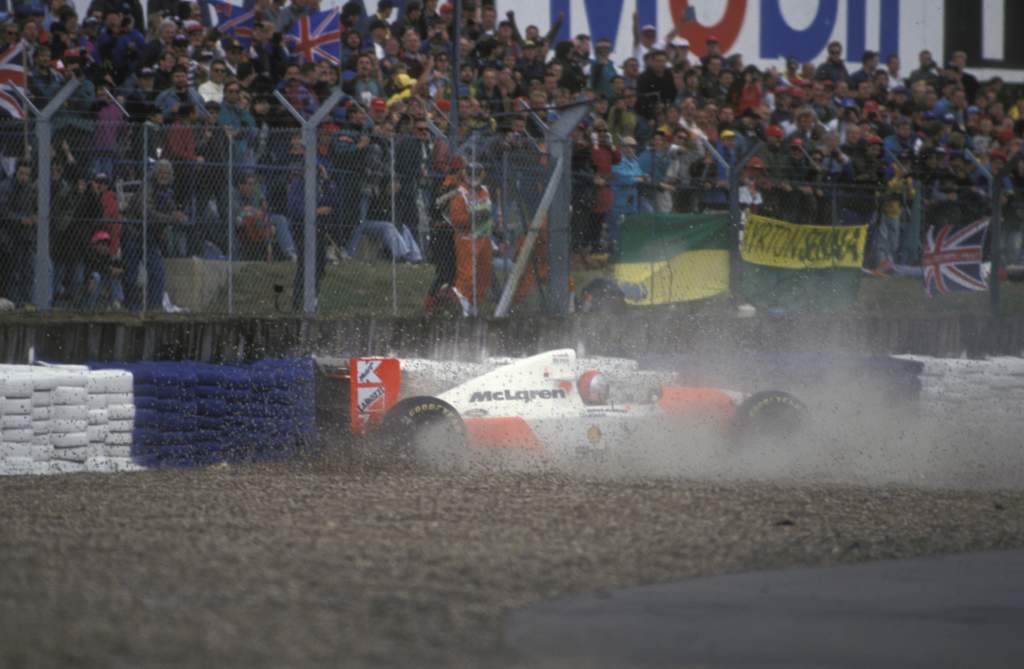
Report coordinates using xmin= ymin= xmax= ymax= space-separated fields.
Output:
xmin=286 ymin=9 xmax=341 ymax=65
xmin=923 ymin=218 xmax=990 ymax=296
xmin=207 ymin=0 xmax=255 ymax=46
xmin=0 ymin=43 xmax=26 ymax=120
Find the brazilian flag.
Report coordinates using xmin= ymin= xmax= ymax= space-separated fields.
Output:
xmin=614 ymin=213 xmax=732 ymax=305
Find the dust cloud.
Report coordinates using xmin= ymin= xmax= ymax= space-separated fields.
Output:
xmin=389 ymin=351 xmax=1024 ymax=491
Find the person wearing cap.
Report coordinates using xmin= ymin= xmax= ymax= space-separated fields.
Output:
xmin=699 ymin=34 xmax=723 ymax=68
xmin=609 ymin=136 xmax=646 ymax=251
xmin=631 ymin=10 xmax=661 ymax=62
xmin=590 ymin=37 xmax=618 ymax=98
xmin=368 ymin=96 xmax=389 ymax=124
xmin=666 ymin=35 xmax=691 ymax=68
xmin=80 ymin=227 xmax=124 ymax=310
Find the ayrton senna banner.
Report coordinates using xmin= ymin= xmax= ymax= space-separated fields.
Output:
xmin=614 ymin=213 xmax=731 ymax=305
xmin=740 ymin=215 xmax=868 ymax=269
xmin=738 ymin=214 xmax=867 ymax=311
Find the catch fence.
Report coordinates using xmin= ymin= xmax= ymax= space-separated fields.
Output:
xmin=0 ymin=90 xmax=1019 ymax=319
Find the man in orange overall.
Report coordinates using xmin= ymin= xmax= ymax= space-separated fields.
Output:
xmin=447 ymin=161 xmax=493 ymax=316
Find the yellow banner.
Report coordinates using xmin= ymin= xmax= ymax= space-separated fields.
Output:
xmin=741 ymin=215 xmax=868 ymax=269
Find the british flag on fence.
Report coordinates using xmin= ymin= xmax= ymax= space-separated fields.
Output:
xmin=286 ymin=8 xmax=341 ymax=65
xmin=923 ymin=218 xmax=990 ymax=297
xmin=0 ymin=43 xmax=26 ymax=119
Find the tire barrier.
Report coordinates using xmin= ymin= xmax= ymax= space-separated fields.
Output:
xmin=1 ymin=359 xmax=316 ymax=475
xmin=0 ymin=365 xmax=136 ymax=475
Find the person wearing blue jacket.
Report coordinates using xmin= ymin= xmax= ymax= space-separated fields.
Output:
xmin=609 ymin=136 xmax=647 ymax=254
xmin=636 ymin=132 xmax=673 ymax=212
xmin=218 ymin=81 xmax=258 ymax=166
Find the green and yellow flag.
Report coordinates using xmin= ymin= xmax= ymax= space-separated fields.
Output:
xmin=614 ymin=213 xmax=731 ymax=305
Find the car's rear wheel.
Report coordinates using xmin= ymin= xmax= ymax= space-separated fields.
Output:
xmin=732 ymin=391 xmax=807 ymax=445
xmin=377 ymin=396 xmax=466 ymax=465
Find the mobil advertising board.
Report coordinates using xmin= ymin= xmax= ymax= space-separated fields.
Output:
xmin=489 ymin=0 xmax=1022 ymax=82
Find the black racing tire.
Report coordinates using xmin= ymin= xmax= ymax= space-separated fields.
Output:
xmin=377 ymin=396 xmax=466 ymax=463
xmin=732 ymin=391 xmax=807 ymax=444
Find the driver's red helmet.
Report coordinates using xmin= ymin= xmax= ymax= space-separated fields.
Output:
xmin=578 ymin=369 xmax=610 ymax=405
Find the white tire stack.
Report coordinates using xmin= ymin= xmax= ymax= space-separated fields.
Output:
xmin=1 ymin=374 xmax=42 ymax=467
xmin=0 ymin=365 xmax=140 ymax=476
xmin=49 ymin=370 xmax=91 ymax=463
xmin=86 ymin=370 xmax=134 ymax=467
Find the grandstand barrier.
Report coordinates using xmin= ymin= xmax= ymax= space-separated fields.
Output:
xmin=0 ymin=359 xmax=315 ymax=475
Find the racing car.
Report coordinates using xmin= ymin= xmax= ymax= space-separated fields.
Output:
xmin=348 ymin=349 xmax=806 ymax=459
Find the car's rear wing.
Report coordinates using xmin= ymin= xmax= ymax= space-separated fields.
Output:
xmin=348 ymin=357 xmax=401 ymax=434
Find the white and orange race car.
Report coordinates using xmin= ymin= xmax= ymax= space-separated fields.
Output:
xmin=347 ymin=349 xmax=806 ymax=459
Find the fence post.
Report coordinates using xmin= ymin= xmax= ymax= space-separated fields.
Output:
xmin=543 ymin=97 xmax=592 ymax=315
xmin=905 ymin=178 xmax=923 ymax=264
xmin=728 ymin=140 xmax=762 ymax=302
xmin=274 ymin=88 xmax=345 ymax=315
xmin=390 ymin=134 xmax=398 ymax=316
xmin=494 ymin=156 xmax=565 ymax=318
xmin=991 ymin=171 xmax=1004 ymax=318
xmin=28 ymin=78 xmax=80 ymax=310
xmin=142 ymin=122 xmax=149 ymax=315
xmin=470 ymin=136 xmax=478 ymax=316
xmin=227 ymin=139 xmax=234 ymax=315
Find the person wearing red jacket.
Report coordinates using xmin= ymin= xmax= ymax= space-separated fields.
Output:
xmin=590 ymin=121 xmax=621 ymax=254
xmin=446 ymin=161 xmax=493 ymax=317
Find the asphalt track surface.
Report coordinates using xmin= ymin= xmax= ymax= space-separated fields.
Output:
xmin=508 ymin=549 xmax=1024 ymax=668
xmin=2 ymin=455 xmax=1024 ymax=668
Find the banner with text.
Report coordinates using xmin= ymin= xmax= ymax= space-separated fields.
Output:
xmin=741 ymin=215 xmax=868 ymax=270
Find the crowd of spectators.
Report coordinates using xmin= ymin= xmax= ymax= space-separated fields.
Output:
xmin=0 ymin=0 xmax=1022 ymax=311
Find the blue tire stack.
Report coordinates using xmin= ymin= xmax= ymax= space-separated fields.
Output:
xmin=91 ymin=358 xmax=316 ymax=467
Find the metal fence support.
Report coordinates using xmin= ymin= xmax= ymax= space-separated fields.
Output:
xmin=274 ymin=88 xmax=345 ymax=315
xmin=142 ymin=122 xmax=150 ymax=315
xmin=544 ymin=99 xmax=592 ymax=315
xmin=390 ymin=134 xmax=398 ymax=316
xmin=991 ymin=170 xmax=1004 ymax=318
xmin=227 ymin=140 xmax=234 ymax=315
xmin=727 ymin=140 xmax=762 ymax=300
xmin=495 ymin=156 xmax=565 ymax=318
xmin=26 ymin=79 xmax=80 ymax=310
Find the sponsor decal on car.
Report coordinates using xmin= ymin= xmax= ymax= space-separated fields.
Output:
xmin=469 ymin=389 xmax=567 ymax=403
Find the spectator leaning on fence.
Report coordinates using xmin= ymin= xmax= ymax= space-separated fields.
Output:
xmin=3 ymin=0 xmax=1024 ymax=309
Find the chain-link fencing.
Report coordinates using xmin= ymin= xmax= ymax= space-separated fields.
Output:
xmin=5 ymin=91 xmax=1020 ymax=319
